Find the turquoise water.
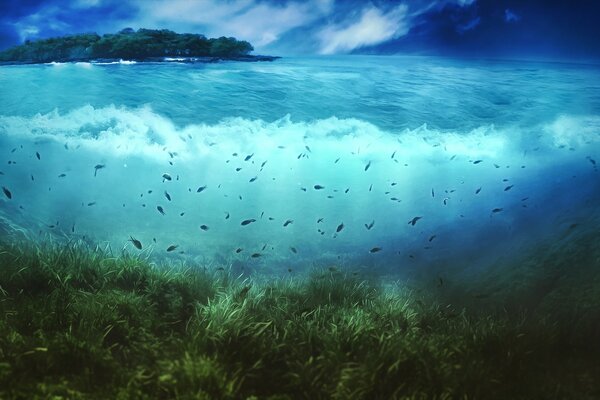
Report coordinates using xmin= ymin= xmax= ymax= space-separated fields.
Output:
xmin=0 ymin=56 xmax=599 ymax=275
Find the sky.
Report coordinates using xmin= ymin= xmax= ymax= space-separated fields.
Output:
xmin=1 ymin=0 xmax=599 ymax=61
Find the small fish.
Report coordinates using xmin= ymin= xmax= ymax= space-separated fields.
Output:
xmin=314 ymin=185 xmax=325 ymax=190
xmin=261 ymin=243 xmax=268 ymax=251
xmin=129 ymin=236 xmax=142 ymax=250
xmin=334 ymin=157 xmax=340 ymax=164
xmin=364 ymin=161 xmax=371 ymax=171
xmin=180 ymin=212 xmax=185 ymax=216
xmin=164 ymin=191 xmax=172 ymax=201
xmin=431 ymin=188 xmax=435 ymax=198
xmin=196 ymin=185 xmax=207 ymax=193
xmin=283 ymin=219 xmax=293 ymax=227
xmin=428 ymin=235 xmax=437 ymax=242
xmin=87 ymin=202 xmax=96 ymax=206
xmin=35 ymin=151 xmax=41 ymax=160
xmin=290 ymin=247 xmax=297 ymax=254
xmin=370 ymin=247 xmax=382 ymax=253
xmin=472 ymin=160 xmax=483 ymax=164
xmin=450 ymin=155 xmax=457 ymax=160
xmin=2 ymin=186 xmax=12 ymax=199
xmin=492 ymin=208 xmax=503 ymax=213
xmin=300 ymin=187 xmax=307 ymax=192
xmin=336 ymin=223 xmax=344 ymax=233
xmin=305 ymin=145 xmax=312 ymax=153
xmin=475 ymin=187 xmax=482 ymax=194
xmin=369 ymin=184 xmax=373 ymax=192
xmin=157 ymin=206 xmax=165 ymax=215
xmin=244 ymin=153 xmax=254 ymax=161
xmin=200 ymin=225 xmax=209 ymax=231
xmin=162 ymin=173 xmax=172 ymax=182
xmin=261 ymin=160 xmax=267 ymax=168
xmin=365 ymin=220 xmax=374 ymax=230
xmin=94 ymin=164 xmax=105 ymax=177
xmin=249 ymin=176 xmax=258 ymax=183
xmin=241 ymin=219 xmax=256 ymax=226
xmin=521 ymin=197 xmax=529 ymax=202
xmin=504 ymin=185 xmax=514 ymax=191
xmin=317 ymin=218 xmax=324 ymax=223
xmin=494 ymin=164 xmax=500 ymax=168
xmin=251 ymin=253 xmax=261 ymax=258
xmin=58 ymin=173 xmax=66 ymax=178
xmin=235 ymin=167 xmax=242 ymax=172
xmin=408 ymin=216 xmax=422 ymax=226
xmin=166 ymin=245 xmax=178 ymax=252
xmin=225 ymin=212 xmax=230 ymax=219
xmin=344 ymin=188 xmax=349 ymax=193
xmin=235 ymin=248 xmax=243 ymax=253
xmin=391 ymin=151 xmax=396 ymax=159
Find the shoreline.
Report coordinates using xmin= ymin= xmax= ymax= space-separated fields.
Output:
xmin=0 ymin=54 xmax=280 ymax=66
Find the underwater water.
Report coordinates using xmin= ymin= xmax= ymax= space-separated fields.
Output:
xmin=0 ymin=55 xmax=599 ymax=277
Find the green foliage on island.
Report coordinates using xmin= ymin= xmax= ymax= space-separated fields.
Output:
xmin=0 ymin=28 xmax=255 ymax=63
xmin=0 ymin=230 xmax=599 ymax=399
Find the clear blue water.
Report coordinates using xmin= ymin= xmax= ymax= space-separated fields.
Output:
xmin=0 ymin=56 xmax=599 ymax=275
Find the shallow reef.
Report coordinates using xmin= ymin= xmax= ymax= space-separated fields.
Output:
xmin=0 ymin=235 xmax=599 ymax=399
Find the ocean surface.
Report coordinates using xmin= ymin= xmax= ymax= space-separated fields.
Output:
xmin=0 ymin=55 xmax=599 ymax=277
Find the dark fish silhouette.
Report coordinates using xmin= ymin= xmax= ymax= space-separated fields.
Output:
xmin=236 ymin=248 xmax=243 ymax=253
xmin=475 ymin=187 xmax=482 ymax=194
xmin=365 ymin=220 xmax=374 ymax=230
xmin=472 ymin=160 xmax=483 ymax=164
xmin=241 ymin=219 xmax=256 ymax=226
xmin=164 ymin=191 xmax=172 ymax=201
xmin=290 ymin=247 xmax=297 ymax=254
xmin=225 ymin=212 xmax=230 ymax=219
xmin=492 ymin=208 xmax=503 ymax=213
xmin=200 ymin=225 xmax=209 ymax=231
xmin=408 ymin=216 xmax=422 ymax=226
xmin=261 ymin=160 xmax=267 ymax=168
xmin=334 ymin=157 xmax=340 ymax=164
xmin=336 ymin=223 xmax=344 ymax=233
xmin=166 ymin=245 xmax=178 ymax=252
xmin=314 ymin=185 xmax=325 ymax=190
xmin=504 ymin=185 xmax=514 ymax=191
xmin=94 ymin=164 xmax=105 ymax=177
xmin=87 ymin=202 xmax=96 ymax=206
xmin=249 ymin=176 xmax=258 ymax=183
xmin=431 ymin=188 xmax=435 ymax=198
xmin=344 ymin=188 xmax=349 ymax=193
xmin=300 ymin=187 xmax=307 ymax=192
xmin=157 ymin=206 xmax=165 ymax=215
xmin=58 ymin=173 xmax=66 ymax=178
xmin=369 ymin=184 xmax=372 ymax=192
xmin=283 ymin=219 xmax=293 ymax=227
xmin=244 ymin=153 xmax=254 ymax=161
xmin=180 ymin=212 xmax=185 ymax=216
xmin=429 ymin=235 xmax=437 ymax=242
xmin=251 ymin=253 xmax=261 ymax=258
xmin=2 ymin=186 xmax=12 ymax=199
xmin=305 ymin=145 xmax=312 ymax=153
xmin=317 ymin=218 xmax=324 ymax=223
xmin=370 ymin=247 xmax=382 ymax=253
xmin=391 ymin=151 xmax=396 ymax=159
xmin=162 ymin=173 xmax=172 ymax=181
xmin=364 ymin=161 xmax=371 ymax=171
xmin=236 ymin=167 xmax=242 ymax=172
xmin=35 ymin=151 xmax=41 ymax=160
xmin=129 ymin=236 xmax=142 ymax=250
xmin=196 ymin=185 xmax=207 ymax=193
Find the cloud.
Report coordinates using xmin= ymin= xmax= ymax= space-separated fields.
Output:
xmin=318 ymin=4 xmax=409 ymax=54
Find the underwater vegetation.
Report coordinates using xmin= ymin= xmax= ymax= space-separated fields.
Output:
xmin=0 ymin=227 xmax=599 ymax=399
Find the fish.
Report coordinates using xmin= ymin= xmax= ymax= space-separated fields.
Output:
xmin=241 ymin=219 xmax=256 ymax=226
xmin=180 ymin=212 xmax=185 ymax=216
xmin=235 ymin=248 xmax=243 ymax=253
xmin=317 ymin=218 xmax=324 ymax=223
xmin=129 ymin=236 xmax=142 ymax=250
xmin=475 ymin=187 xmax=482 ymax=194
xmin=290 ymin=247 xmax=297 ymax=254
xmin=370 ymin=247 xmax=382 ymax=253
xmin=300 ymin=187 xmax=307 ymax=192
xmin=283 ymin=219 xmax=293 ymax=227
xmin=494 ymin=164 xmax=500 ymax=168
xmin=344 ymin=188 xmax=350 ymax=193
xmin=157 ymin=206 xmax=165 ymax=215
xmin=164 ymin=191 xmax=172 ymax=201
xmin=196 ymin=185 xmax=207 ymax=193
xmin=225 ymin=212 xmax=230 ymax=219
xmin=166 ymin=245 xmax=178 ymax=252
xmin=408 ymin=216 xmax=422 ymax=226
xmin=87 ymin=202 xmax=96 ymax=206
xmin=492 ymin=208 xmax=503 ymax=213
xmin=429 ymin=235 xmax=437 ymax=242
xmin=521 ymin=197 xmax=529 ymax=202
xmin=504 ymin=185 xmax=514 ymax=191
xmin=200 ymin=225 xmax=209 ymax=231
xmin=443 ymin=198 xmax=449 ymax=205
xmin=336 ymin=223 xmax=344 ymax=233
xmin=450 ymin=155 xmax=457 ymax=160
xmin=587 ymin=156 xmax=596 ymax=166
xmin=162 ymin=173 xmax=172 ymax=182
xmin=364 ymin=161 xmax=371 ymax=171
xmin=235 ymin=167 xmax=242 ymax=172
xmin=369 ymin=184 xmax=373 ymax=192
xmin=261 ymin=243 xmax=268 ymax=251
xmin=314 ymin=184 xmax=325 ymax=190
xmin=58 ymin=173 xmax=66 ymax=178
xmin=35 ymin=151 xmax=41 ymax=160
xmin=391 ymin=151 xmax=396 ymax=159
xmin=305 ymin=145 xmax=312 ymax=153
xmin=334 ymin=157 xmax=340 ymax=164
xmin=365 ymin=220 xmax=374 ymax=230
xmin=431 ymin=188 xmax=435 ymax=198
xmin=261 ymin=160 xmax=267 ymax=168
xmin=472 ymin=160 xmax=483 ymax=164
xmin=2 ymin=186 xmax=12 ymax=199
xmin=249 ymin=176 xmax=258 ymax=183
xmin=244 ymin=153 xmax=254 ymax=161
xmin=94 ymin=164 xmax=105 ymax=177
xmin=251 ymin=253 xmax=261 ymax=258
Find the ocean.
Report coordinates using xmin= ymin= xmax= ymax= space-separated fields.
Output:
xmin=0 ymin=55 xmax=599 ymax=278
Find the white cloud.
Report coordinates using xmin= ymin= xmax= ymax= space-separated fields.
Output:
xmin=318 ymin=4 xmax=409 ymax=55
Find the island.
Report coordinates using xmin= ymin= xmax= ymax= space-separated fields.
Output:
xmin=0 ymin=28 xmax=279 ymax=65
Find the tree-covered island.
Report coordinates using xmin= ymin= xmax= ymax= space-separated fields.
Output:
xmin=0 ymin=28 xmax=279 ymax=64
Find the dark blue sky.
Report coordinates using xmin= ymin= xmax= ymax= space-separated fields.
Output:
xmin=1 ymin=0 xmax=599 ymax=61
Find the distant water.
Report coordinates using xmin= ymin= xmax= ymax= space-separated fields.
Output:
xmin=0 ymin=56 xmax=599 ymax=276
